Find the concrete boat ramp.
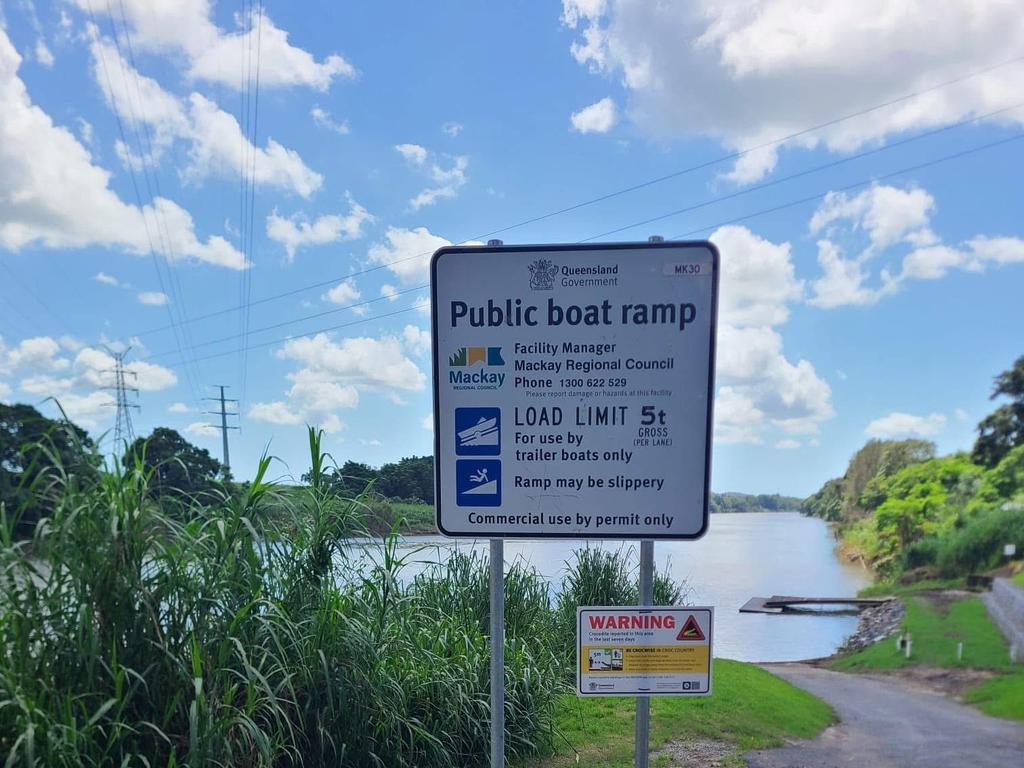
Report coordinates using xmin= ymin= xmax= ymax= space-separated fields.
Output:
xmin=740 ymin=595 xmax=893 ymax=614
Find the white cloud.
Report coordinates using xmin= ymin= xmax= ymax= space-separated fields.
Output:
xmin=775 ymin=439 xmax=801 ymax=450
xmin=88 ymin=35 xmax=322 ymax=197
xmin=368 ymin=226 xmax=452 ymax=285
xmin=76 ymin=2 xmax=355 ymax=91
xmin=185 ymin=422 xmax=219 ymax=437
xmin=442 ymin=121 xmax=463 ymax=137
xmin=808 ymin=240 xmax=880 ymax=308
xmin=168 ymin=402 xmax=190 ymax=413
xmin=865 ymin=411 xmax=947 ymax=439
xmin=252 ymin=330 xmax=426 ymax=434
xmin=954 ymin=408 xmax=970 ymax=423
xmin=34 ymin=39 xmax=54 ymax=67
xmin=58 ymin=391 xmax=116 ymax=427
xmin=76 ymin=117 xmax=94 ymax=147
xmin=708 ymin=225 xmax=833 ymax=442
xmin=266 ymin=196 xmax=373 ymax=260
xmin=94 ymin=271 xmax=121 ymax=287
xmin=570 ymin=96 xmax=618 ymax=134
xmin=410 ymin=155 xmax=468 ymax=210
xmin=1 ymin=337 xmax=69 ymax=375
xmin=310 ymin=106 xmax=349 ymax=135
xmin=806 ymin=184 xmax=1024 ymax=306
xmin=396 ymin=144 xmax=469 ymax=209
xmin=712 ymin=225 xmax=802 ymax=326
xmin=421 ymin=413 xmax=433 ymax=430
xmin=395 ymin=143 xmax=428 ymax=164
xmin=20 ymin=375 xmax=75 ymax=397
xmin=184 ymin=93 xmax=322 ymax=196
xmin=73 ymin=347 xmax=176 ymax=391
xmin=248 ymin=401 xmax=303 ymax=426
xmin=561 ymin=0 xmax=1024 ymax=181
xmin=0 ymin=28 xmax=246 ymax=269
xmin=380 ymin=284 xmax=400 ymax=301
xmin=810 ymin=186 xmax=936 ymax=251
xmin=277 ymin=333 xmax=426 ymax=393
xmin=322 ymin=279 xmax=361 ymax=305
xmin=137 ymin=291 xmax=169 ymax=306
xmin=401 ymin=325 xmax=431 ymax=356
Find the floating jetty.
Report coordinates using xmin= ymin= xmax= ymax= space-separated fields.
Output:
xmin=740 ymin=595 xmax=894 ymax=614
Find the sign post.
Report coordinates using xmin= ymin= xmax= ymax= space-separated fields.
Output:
xmin=430 ymin=238 xmax=719 ymax=768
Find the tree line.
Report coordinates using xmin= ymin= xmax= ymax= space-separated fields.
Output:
xmin=803 ymin=355 xmax=1024 ymax=578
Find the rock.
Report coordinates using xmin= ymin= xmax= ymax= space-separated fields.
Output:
xmin=838 ymin=599 xmax=905 ymax=653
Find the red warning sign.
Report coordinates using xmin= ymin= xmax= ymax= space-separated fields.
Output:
xmin=676 ymin=615 xmax=705 ymax=641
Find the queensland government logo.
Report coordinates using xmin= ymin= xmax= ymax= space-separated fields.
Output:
xmin=528 ymin=259 xmax=558 ymax=290
xmin=449 ymin=346 xmax=505 ymax=390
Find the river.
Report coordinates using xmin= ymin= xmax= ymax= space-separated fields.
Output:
xmin=351 ymin=512 xmax=871 ymax=663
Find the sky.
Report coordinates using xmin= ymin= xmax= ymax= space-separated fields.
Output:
xmin=0 ymin=0 xmax=1022 ymax=497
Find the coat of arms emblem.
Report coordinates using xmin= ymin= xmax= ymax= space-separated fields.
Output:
xmin=528 ymin=259 xmax=558 ymax=290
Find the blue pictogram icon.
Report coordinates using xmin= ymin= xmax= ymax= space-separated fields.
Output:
xmin=455 ymin=407 xmax=500 ymax=455
xmin=456 ymin=459 xmax=501 ymax=507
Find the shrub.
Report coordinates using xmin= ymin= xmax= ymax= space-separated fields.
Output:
xmin=935 ymin=505 xmax=1024 ymax=576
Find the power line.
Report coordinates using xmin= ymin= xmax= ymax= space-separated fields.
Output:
xmin=130 ymin=52 xmax=1024 ymax=339
xmin=151 ymin=131 xmax=1024 ymax=373
xmin=141 ymin=118 xmax=1024 ymax=365
xmin=143 ymin=283 xmax=426 ymax=361
xmin=579 ymin=102 xmax=1023 ymax=242
xmin=87 ymin=1 xmax=205 ymax=411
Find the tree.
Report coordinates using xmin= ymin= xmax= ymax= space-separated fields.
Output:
xmin=0 ymin=403 xmax=96 ymax=535
xmin=973 ymin=355 xmax=1024 ymax=468
xmin=125 ymin=427 xmax=223 ymax=499
xmin=376 ymin=456 xmax=434 ymax=503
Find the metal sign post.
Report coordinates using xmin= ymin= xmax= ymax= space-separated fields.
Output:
xmin=635 ymin=539 xmax=654 ymax=768
xmin=490 ymin=537 xmax=505 ymax=767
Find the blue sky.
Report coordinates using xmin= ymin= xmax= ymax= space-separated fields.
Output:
xmin=1 ymin=0 xmax=1022 ymax=496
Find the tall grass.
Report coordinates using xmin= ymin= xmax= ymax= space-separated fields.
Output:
xmin=0 ymin=427 xmax=687 ymax=766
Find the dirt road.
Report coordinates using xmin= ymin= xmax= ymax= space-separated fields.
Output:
xmin=744 ymin=663 xmax=1024 ymax=768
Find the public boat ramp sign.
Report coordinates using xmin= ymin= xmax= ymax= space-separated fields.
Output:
xmin=430 ymin=241 xmax=719 ymax=539
xmin=577 ymin=607 xmax=714 ymax=697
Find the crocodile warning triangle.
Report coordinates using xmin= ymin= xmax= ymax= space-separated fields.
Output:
xmin=676 ymin=615 xmax=705 ymax=641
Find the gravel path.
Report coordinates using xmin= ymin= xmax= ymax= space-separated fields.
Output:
xmin=744 ymin=663 xmax=1024 ymax=768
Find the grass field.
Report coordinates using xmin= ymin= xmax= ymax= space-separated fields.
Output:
xmin=520 ymin=660 xmax=835 ymax=768
xmin=831 ymin=592 xmax=1024 ymax=720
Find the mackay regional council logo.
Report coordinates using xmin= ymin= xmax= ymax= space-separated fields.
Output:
xmin=528 ymin=259 xmax=558 ymax=290
xmin=448 ymin=346 xmax=506 ymax=390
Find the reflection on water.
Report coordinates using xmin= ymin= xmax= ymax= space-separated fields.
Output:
xmin=346 ymin=513 xmax=872 ymax=663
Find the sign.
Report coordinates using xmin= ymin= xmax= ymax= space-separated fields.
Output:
xmin=577 ymin=606 xmax=713 ymax=696
xmin=1005 ymin=543 xmax=1017 ymax=558
xmin=430 ymin=241 xmax=719 ymax=539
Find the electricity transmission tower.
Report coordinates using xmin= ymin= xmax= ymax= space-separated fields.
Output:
xmin=104 ymin=347 xmax=139 ymax=448
xmin=204 ymin=385 xmax=239 ymax=474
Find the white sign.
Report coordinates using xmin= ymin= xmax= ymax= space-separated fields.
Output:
xmin=1005 ymin=543 xmax=1017 ymax=558
xmin=577 ymin=606 xmax=713 ymax=696
xmin=430 ymin=241 xmax=718 ymax=539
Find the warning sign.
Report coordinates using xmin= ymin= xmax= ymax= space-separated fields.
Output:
xmin=577 ymin=606 xmax=713 ymax=697
xmin=676 ymin=615 xmax=705 ymax=642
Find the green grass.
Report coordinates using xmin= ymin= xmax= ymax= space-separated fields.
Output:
xmin=391 ymin=501 xmax=437 ymax=533
xmin=1012 ymin=570 xmax=1024 ymax=587
xmin=858 ymin=578 xmax=967 ymax=598
xmin=520 ymin=660 xmax=835 ymax=768
xmin=966 ymin=673 xmax=1024 ymax=719
xmin=831 ymin=591 xmax=1024 ymax=720
xmin=833 ymin=596 xmax=1013 ymax=672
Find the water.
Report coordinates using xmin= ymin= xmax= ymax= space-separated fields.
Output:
xmin=349 ymin=513 xmax=871 ymax=663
